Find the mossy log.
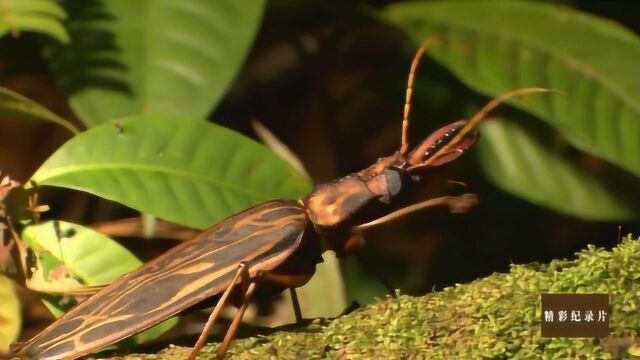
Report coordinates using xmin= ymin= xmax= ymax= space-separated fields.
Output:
xmin=111 ymin=237 xmax=640 ymax=359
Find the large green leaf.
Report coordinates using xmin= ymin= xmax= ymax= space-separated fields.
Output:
xmin=385 ymin=0 xmax=640 ymax=178
xmin=0 ymin=275 xmax=20 ymax=354
xmin=0 ymin=0 xmax=68 ymax=43
xmin=30 ymin=115 xmax=312 ymax=229
xmin=46 ymin=0 xmax=265 ymax=127
xmin=21 ymin=220 xmax=177 ymax=344
xmin=477 ymin=117 xmax=640 ymax=221
xmin=0 ymin=87 xmax=79 ymax=134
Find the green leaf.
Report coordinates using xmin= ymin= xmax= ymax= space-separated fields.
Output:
xmin=385 ymin=0 xmax=640 ymax=178
xmin=297 ymin=252 xmax=346 ymax=318
xmin=22 ymin=220 xmax=141 ymax=285
xmin=30 ymin=115 xmax=312 ymax=229
xmin=477 ymin=117 xmax=640 ymax=221
xmin=21 ymin=220 xmax=178 ymax=343
xmin=0 ymin=275 xmax=20 ymax=354
xmin=46 ymin=0 xmax=265 ymax=127
xmin=0 ymin=87 xmax=79 ymax=134
xmin=0 ymin=0 xmax=68 ymax=43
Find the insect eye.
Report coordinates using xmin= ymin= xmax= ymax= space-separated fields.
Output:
xmin=385 ymin=170 xmax=403 ymax=197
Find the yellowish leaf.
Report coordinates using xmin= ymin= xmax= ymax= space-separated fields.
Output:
xmin=0 ymin=275 xmax=20 ymax=354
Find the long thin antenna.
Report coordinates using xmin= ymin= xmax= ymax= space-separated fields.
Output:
xmin=400 ymin=36 xmax=440 ymax=155
xmin=422 ymin=87 xmax=561 ymax=166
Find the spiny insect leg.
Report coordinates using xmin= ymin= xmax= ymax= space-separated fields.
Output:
xmin=352 ymin=194 xmax=479 ymax=232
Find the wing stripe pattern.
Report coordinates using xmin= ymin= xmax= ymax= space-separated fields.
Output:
xmin=18 ymin=200 xmax=307 ymax=360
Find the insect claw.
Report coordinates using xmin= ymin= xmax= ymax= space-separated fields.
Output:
xmin=447 ymin=180 xmax=468 ymax=188
xmin=445 ymin=180 xmax=470 ymax=194
xmin=338 ymin=300 xmax=361 ymax=317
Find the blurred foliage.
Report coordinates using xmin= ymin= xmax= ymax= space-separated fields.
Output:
xmin=0 ymin=87 xmax=78 ymax=134
xmin=0 ymin=0 xmax=639 ymax=357
xmin=478 ymin=116 xmax=640 ymax=220
xmin=113 ymin=236 xmax=640 ymax=359
xmin=0 ymin=0 xmax=69 ymax=43
xmin=44 ymin=0 xmax=265 ymax=127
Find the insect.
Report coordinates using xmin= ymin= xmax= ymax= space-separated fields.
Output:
xmin=13 ymin=37 xmax=552 ymax=360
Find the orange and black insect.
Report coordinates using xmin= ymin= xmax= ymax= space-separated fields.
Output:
xmin=13 ymin=37 xmax=552 ymax=360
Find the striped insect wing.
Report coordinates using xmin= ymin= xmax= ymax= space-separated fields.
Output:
xmin=15 ymin=200 xmax=309 ymax=360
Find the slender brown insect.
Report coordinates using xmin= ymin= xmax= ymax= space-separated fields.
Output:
xmin=13 ymin=37 xmax=553 ymax=360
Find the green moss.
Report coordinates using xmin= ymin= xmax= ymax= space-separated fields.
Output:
xmin=115 ymin=237 xmax=640 ymax=359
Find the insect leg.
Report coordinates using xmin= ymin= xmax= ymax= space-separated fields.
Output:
xmin=289 ymin=288 xmax=303 ymax=323
xmin=215 ymin=281 xmax=257 ymax=359
xmin=351 ymin=193 xmax=479 ymax=233
xmin=258 ymin=272 xmax=313 ymax=323
xmin=187 ymin=262 xmax=249 ymax=360
xmin=343 ymin=232 xmax=364 ymax=255
xmin=343 ymin=233 xmax=397 ymax=296
xmin=355 ymin=251 xmax=397 ymax=297
xmin=240 ymin=261 xmax=251 ymax=295
xmin=446 ymin=180 xmax=468 ymax=189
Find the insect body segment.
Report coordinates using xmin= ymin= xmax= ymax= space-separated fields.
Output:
xmin=302 ymin=171 xmax=403 ymax=255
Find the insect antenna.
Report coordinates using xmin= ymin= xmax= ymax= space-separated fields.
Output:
xmin=422 ymin=87 xmax=561 ymax=167
xmin=400 ymin=36 xmax=440 ymax=155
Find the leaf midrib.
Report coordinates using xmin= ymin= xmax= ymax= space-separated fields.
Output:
xmin=34 ymin=162 xmax=277 ymax=199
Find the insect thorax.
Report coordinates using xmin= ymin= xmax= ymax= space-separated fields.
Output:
xmin=303 ymin=153 xmax=408 ymax=233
